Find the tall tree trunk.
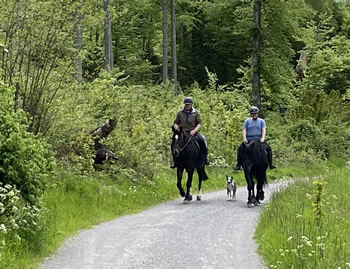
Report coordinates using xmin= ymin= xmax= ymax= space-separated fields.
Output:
xmin=171 ymin=0 xmax=177 ymax=95
xmin=104 ymin=0 xmax=113 ymax=71
xmin=252 ymin=0 xmax=262 ymax=110
xmin=162 ymin=0 xmax=168 ymax=86
xmin=74 ymin=0 xmax=83 ymax=84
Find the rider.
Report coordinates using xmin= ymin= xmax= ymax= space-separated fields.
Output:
xmin=171 ymin=97 xmax=210 ymax=168
xmin=235 ymin=106 xmax=276 ymax=170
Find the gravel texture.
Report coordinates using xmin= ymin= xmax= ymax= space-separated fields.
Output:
xmin=40 ymin=182 xmax=286 ymax=269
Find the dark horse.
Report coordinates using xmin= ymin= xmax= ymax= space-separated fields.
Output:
xmin=242 ymin=140 xmax=268 ymax=207
xmin=171 ymin=126 xmax=208 ymax=204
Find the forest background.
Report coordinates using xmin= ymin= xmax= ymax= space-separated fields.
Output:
xmin=1 ymin=0 xmax=350 ymax=268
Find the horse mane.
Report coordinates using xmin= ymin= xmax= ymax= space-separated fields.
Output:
xmin=252 ymin=141 xmax=267 ymax=165
xmin=244 ymin=140 xmax=267 ymax=165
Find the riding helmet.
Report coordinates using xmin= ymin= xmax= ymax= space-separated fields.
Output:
xmin=250 ymin=106 xmax=259 ymax=114
xmin=184 ymin=97 xmax=193 ymax=104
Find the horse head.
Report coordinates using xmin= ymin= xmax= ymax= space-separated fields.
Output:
xmin=172 ymin=125 xmax=187 ymax=158
xmin=243 ymin=141 xmax=256 ymax=168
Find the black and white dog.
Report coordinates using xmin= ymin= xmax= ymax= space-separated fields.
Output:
xmin=226 ymin=176 xmax=237 ymax=201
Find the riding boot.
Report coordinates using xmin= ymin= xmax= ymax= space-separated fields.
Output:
xmin=266 ymin=147 xmax=276 ymax=169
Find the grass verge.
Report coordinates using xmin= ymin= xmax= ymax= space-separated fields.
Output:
xmin=255 ymin=159 xmax=350 ymax=268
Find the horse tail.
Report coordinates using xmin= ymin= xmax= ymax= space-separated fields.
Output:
xmin=197 ymin=166 xmax=208 ymax=181
xmin=203 ymin=169 xmax=208 ymax=181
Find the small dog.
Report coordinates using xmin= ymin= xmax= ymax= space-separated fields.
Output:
xmin=226 ymin=176 xmax=237 ymax=201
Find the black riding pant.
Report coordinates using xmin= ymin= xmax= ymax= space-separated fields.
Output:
xmin=194 ymin=133 xmax=208 ymax=155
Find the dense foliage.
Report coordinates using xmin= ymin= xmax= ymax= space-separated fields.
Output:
xmin=0 ymin=82 xmax=55 ymax=263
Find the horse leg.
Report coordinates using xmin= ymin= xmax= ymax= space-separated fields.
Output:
xmin=256 ymin=173 xmax=266 ymax=202
xmin=183 ymin=168 xmax=194 ymax=204
xmin=176 ymin=167 xmax=185 ymax=197
xmin=245 ymin=171 xmax=256 ymax=207
xmin=196 ymin=166 xmax=204 ymax=201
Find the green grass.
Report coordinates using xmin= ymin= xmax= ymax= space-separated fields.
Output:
xmin=255 ymin=159 xmax=350 ymax=268
xmin=1 ymin=162 xmax=334 ymax=269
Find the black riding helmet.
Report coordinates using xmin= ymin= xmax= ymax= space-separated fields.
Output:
xmin=250 ymin=106 xmax=259 ymax=114
xmin=184 ymin=97 xmax=193 ymax=104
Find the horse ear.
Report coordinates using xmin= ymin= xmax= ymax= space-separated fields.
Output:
xmin=172 ymin=125 xmax=175 ymax=132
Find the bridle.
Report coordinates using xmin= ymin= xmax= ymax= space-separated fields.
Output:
xmin=179 ymin=135 xmax=193 ymax=152
xmin=173 ymin=131 xmax=194 ymax=154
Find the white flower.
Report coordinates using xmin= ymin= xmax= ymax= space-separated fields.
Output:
xmin=287 ymin=236 xmax=293 ymax=241
xmin=0 ymin=224 xmax=7 ymax=233
xmin=7 ymin=190 xmax=14 ymax=197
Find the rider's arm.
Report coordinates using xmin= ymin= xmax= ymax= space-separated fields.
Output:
xmin=260 ymin=127 xmax=266 ymax=142
xmin=190 ymin=123 xmax=201 ymax=136
xmin=173 ymin=112 xmax=181 ymax=129
xmin=243 ymin=128 xmax=248 ymax=143
xmin=190 ymin=110 xmax=201 ymax=136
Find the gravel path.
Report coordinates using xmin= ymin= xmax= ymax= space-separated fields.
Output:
xmin=40 ymin=182 xmax=286 ymax=269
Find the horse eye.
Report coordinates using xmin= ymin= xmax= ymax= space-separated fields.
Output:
xmin=175 ymin=135 xmax=179 ymax=140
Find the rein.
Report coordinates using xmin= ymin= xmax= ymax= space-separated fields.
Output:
xmin=179 ymin=135 xmax=193 ymax=152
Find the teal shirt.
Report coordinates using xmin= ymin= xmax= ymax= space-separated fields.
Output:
xmin=243 ymin=118 xmax=266 ymax=141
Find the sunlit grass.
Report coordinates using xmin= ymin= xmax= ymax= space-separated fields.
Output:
xmin=255 ymin=160 xmax=350 ymax=268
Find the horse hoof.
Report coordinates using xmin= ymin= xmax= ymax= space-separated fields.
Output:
xmin=183 ymin=199 xmax=189 ymax=204
xmin=254 ymin=200 xmax=260 ymax=206
xmin=197 ymin=196 xmax=202 ymax=201
xmin=247 ymin=202 xmax=254 ymax=208
xmin=258 ymin=191 xmax=265 ymax=201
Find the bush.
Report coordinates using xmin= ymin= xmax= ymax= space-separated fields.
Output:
xmin=0 ymin=83 xmax=55 ymax=252
xmin=0 ymin=85 xmax=55 ymax=206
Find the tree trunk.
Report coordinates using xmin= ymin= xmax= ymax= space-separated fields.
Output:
xmin=90 ymin=119 xmax=118 ymax=164
xmin=162 ymin=0 xmax=168 ymax=86
xmin=171 ymin=0 xmax=178 ymax=95
xmin=104 ymin=0 xmax=113 ymax=71
xmin=74 ymin=0 xmax=83 ymax=84
xmin=252 ymin=0 xmax=262 ymax=110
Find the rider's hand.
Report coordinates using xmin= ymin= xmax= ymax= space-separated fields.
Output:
xmin=243 ymin=138 xmax=248 ymax=144
xmin=260 ymin=138 xmax=265 ymax=143
xmin=190 ymin=130 xmax=196 ymax=136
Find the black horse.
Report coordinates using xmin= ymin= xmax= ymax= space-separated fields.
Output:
xmin=242 ymin=140 xmax=268 ymax=207
xmin=171 ymin=126 xmax=208 ymax=203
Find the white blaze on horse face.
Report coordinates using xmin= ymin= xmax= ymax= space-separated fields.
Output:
xmin=175 ymin=135 xmax=179 ymax=140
